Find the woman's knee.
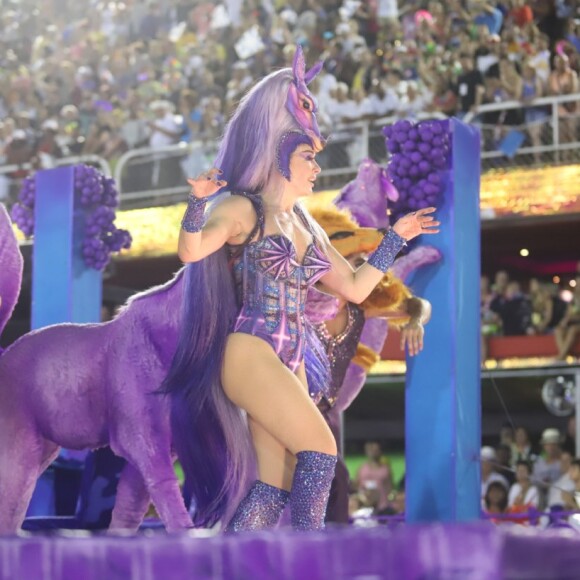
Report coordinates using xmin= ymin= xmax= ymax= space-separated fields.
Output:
xmin=301 ymin=420 xmax=338 ymax=456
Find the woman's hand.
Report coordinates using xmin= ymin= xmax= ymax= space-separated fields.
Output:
xmin=400 ymin=320 xmax=425 ymax=357
xmin=392 ymin=207 xmax=440 ymax=241
xmin=187 ymin=168 xmax=227 ymax=199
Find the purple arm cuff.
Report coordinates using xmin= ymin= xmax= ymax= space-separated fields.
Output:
xmin=367 ymin=228 xmax=406 ymax=273
xmin=181 ymin=196 xmax=207 ymax=233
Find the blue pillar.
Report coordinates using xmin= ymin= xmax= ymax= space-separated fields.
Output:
xmin=27 ymin=166 xmax=101 ymax=517
xmin=31 ymin=166 xmax=101 ymax=328
xmin=405 ymin=120 xmax=481 ymax=522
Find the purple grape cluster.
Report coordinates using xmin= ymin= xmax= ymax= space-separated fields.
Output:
xmin=10 ymin=176 xmax=36 ymax=237
xmin=11 ymin=165 xmax=131 ymax=271
xmin=382 ymin=119 xmax=451 ymax=222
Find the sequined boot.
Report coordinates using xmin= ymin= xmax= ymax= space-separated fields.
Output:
xmin=225 ymin=480 xmax=290 ymax=532
xmin=290 ymin=450 xmax=337 ymax=531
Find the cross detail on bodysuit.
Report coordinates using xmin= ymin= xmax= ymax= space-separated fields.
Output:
xmin=272 ymin=322 xmax=292 ymax=354
xmin=234 ymin=312 xmax=253 ymax=331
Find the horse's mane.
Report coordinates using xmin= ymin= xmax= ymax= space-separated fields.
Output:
xmin=115 ymin=268 xmax=185 ymax=321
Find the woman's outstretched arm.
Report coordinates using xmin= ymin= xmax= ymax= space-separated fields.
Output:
xmin=320 ymin=208 xmax=439 ymax=304
xmin=177 ymin=170 xmax=253 ymax=263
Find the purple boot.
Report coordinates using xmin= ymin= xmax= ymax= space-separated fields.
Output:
xmin=225 ymin=480 xmax=290 ymax=532
xmin=290 ymin=450 xmax=337 ymax=531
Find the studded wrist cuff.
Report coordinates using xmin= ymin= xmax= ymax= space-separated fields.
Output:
xmin=367 ymin=228 xmax=406 ymax=273
xmin=181 ymin=196 xmax=207 ymax=233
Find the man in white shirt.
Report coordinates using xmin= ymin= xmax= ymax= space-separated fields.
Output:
xmin=533 ymin=428 xmax=563 ymax=487
xmin=148 ymin=100 xmax=182 ymax=188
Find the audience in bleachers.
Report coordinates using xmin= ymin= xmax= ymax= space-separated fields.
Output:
xmin=0 ymin=0 xmax=578 ymax=193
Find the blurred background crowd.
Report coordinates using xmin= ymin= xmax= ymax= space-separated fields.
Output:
xmin=0 ymin=0 xmax=579 ymax=199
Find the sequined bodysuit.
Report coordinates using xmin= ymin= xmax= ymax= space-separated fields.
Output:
xmin=314 ymin=303 xmax=365 ymax=412
xmin=230 ymin=197 xmax=331 ymax=373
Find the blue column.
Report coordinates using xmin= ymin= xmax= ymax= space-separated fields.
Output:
xmin=405 ymin=120 xmax=481 ymax=522
xmin=31 ymin=166 xmax=101 ymax=328
xmin=27 ymin=166 xmax=101 ymax=517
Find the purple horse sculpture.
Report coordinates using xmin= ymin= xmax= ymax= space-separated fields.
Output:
xmin=0 ymin=203 xmax=192 ymax=534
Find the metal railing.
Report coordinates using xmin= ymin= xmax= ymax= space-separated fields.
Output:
xmin=0 ymin=154 xmax=111 ymax=208
xmin=111 ymin=111 xmax=446 ymax=208
xmin=464 ymin=92 xmax=580 ymax=171
xmin=2 ymin=93 xmax=579 ymax=209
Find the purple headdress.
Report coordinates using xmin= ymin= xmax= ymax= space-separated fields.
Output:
xmin=162 ymin=52 xmax=328 ymax=528
xmin=276 ymin=131 xmax=313 ymax=181
xmin=285 ymin=45 xmax=325 ymax=153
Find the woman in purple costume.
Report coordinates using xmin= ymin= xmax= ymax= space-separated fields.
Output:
xmin=162 ymin=47 xmax=439 ymax=533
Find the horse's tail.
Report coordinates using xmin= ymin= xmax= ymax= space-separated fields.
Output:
xmin=159 ymin=249 xmax=253 ymax=528
xmin=0 ymin=204 xmax=23 ymax=345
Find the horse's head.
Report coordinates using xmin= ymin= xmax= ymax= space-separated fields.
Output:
xmin=285 ymin=45 xmax=326 ymax=152
xmin=335 ymin=159 xmax=400 ymax=229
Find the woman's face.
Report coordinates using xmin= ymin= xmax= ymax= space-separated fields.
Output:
xmin=516 ymin=464 xmax=530 ymax=484
xmin=288 ymin=144 xmax=321 ymax=196
xmin=364 ymin=441 xmax=381 ymax=460
xmin=515 ymin=427 xmax=528 ymax=446
xmin=488 ymin=486 xmax=506 ymax=505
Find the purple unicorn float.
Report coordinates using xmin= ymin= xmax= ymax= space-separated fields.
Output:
xmin=0 ymin=46 xmax=327 ymax=535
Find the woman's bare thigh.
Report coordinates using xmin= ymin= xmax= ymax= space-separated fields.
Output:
xmin=221 ymin=333 xmax=336 ymax=461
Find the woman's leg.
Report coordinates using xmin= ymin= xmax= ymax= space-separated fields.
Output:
xmin=225 ymin=420 xmax=294 ymax=532
xmin=222 ymin=334 xmax=337 ymax=531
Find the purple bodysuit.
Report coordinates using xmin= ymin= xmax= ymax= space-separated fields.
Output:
xmin=230 ymin=196 xmax=331 ymax=373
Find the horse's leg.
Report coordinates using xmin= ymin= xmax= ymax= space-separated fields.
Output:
xmin=0 ymin=426 xmax=59 ymax=535
xmin=118 ymin=447 xmax=192 ymax=532
xmin=109 ymin=462 xmax=151 ymax=532
xmin=110 ymin=410 xmax=192 ymax=531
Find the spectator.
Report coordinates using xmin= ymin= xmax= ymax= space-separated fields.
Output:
xmin=548 ymin=54 xmax=579 ymax=161
xmin=496 ymin=443 xmax=516 ymax=487
xmin=520 ymin=60 xmax=548 ymax=165
xmin=533 ymin=428 xmax=563 ymax=490
xmin=356 ymin=441 xmax=394 ymax=512
xmin=554 ymin=276 xmax=580 ymax=360
xmin=508 ymin=460 xmax=540 ymax=509
xmin=499 ymin=423 xmax=515 ymax=447
xmin=529 ymin=278 xmax=567 ymax=334
xmin=528 ymin=34 xmax=552 ymax=87
xmin=490 ymin=281 xmax=534 ymax=336
xmin=140 ymin=2 xmax=166 ymax=40
xmin=561 ymin=459 xmax=580 ymax=512
xmin=35 ymin=119 xmax=66 ymax=167
xmin=508 ymin=0 xmax=534 ymax=29
xmin=472 ymin=2 xmax=504 ymax=36
xmin=547 ymin=450 xmax=575 ymax=508
xmin=511 ymin=426 xmax=536 ymax=466
xmin=147 ymin=99 xmax=182 ymax=188
xmin=484 ymin=481 xmax=509 ymax=517
xmin=481 ymin=274 xmax=501 ymax=361
xmin=397 ymin=80 xmax=433 ymax=117
xmin=481 ymin=446 xmax=509 ymax=508
xmin=3 ymin=129 xmax=35 ymax=203
xmin=492 ymin=270 xmax=510 ymax=297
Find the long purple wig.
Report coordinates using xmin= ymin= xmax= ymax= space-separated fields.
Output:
xmin=161 ymin=66 xmax=327 ymax=527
